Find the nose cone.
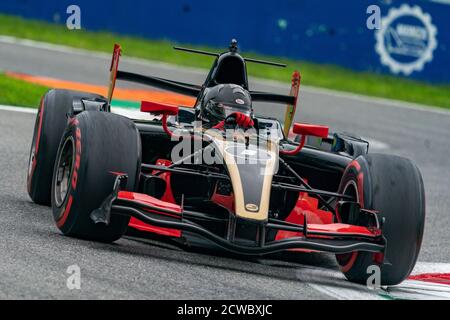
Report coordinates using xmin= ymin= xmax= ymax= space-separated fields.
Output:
xmin=209 ymin=131 xmax=279 ymax=222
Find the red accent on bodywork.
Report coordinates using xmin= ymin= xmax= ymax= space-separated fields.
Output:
xmin=276 ymin=191 xmax=379 ymax=252
xmin=280 ymin=135 xmax=306 ymax=155
xmin=141 ymin=101 xmax=179 ymax=115
xmin=161 ymin=115 xmax=175 ymax=137
xmin=118 ymin=191 xmax=181 ymax=214
xmin=128 ymin=217 xmax=181 ymax=237
xmin=408 ymin=273 xmax=450 ymax=286
xmin=56 ymin=195 xmax=73 ymax=228
xmin=282 ymin=123 xmax=328 ymax=156
xmin=293 ymin=123 xmax=329 ymax=138
xmin=308 ymin=223 xmax=378 ymax=237
xmin=109 ymin=171 xmax=127 ymax=176
xmin=154 ymin=159 xmax=176 ymax=203
xmin=293 ymin=192 xmax=333 ymax=224
xmin=140 ymin=101 xmax=179 ymax=137
xmin=211 ymin=184 xmax=234 ymax=212
xmin=212 ymin=121 xmax=225 ymax=130
xmin=124 ymin=160 xmax=181 ymax=237
xmin=276 ymin=192 xmax=333 ymax=244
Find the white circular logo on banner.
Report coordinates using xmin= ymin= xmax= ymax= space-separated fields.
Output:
xmin=375 ymin=4 xmax=438 ymax=75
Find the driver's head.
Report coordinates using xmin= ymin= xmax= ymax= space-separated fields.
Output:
xmin=199 ymin=84 xmax=252 ymax=127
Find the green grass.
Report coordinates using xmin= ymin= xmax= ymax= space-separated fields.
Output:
xmin=0 ymin=72 xmax=49 ymax=107
xmin=0 ymin=14 xmax=449 ymax=109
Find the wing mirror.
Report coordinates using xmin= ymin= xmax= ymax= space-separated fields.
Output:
xmin=141 ymin=101 xmax=179 ymax=137
xmin=141 ymin=101 xmax=179 ymax=115
xmin=281 ymin=123 xmax=329 ymax=155
xmin=293 ymin=123 xmax=329 ymax=138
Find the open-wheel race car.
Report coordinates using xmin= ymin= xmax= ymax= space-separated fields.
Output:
xmin=27 ymin=40 xmax=425 ymax=285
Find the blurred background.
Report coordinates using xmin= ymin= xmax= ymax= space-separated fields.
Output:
xmin=0 ymin=0 xmax=449 ymax=82
xmin=0 ymin=0 xmax=449 ymax=110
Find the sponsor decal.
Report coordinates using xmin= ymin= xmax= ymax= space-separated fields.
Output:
xmin=375 ymin=4 xmax=438 ymax=75
xmin=225 ymin=145 xmax=272 ymax=162
xmin=245 ymin=203 xmax=259 ymax=212
xmin=72 ymin=126 xmax=81 ymax=190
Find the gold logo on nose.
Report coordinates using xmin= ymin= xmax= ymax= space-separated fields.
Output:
xmin=245 ymin=203 xmax=259 ymax=212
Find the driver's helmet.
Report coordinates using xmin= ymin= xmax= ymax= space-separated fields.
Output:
xmin=199 ymin=84 xmax=252 ymax=127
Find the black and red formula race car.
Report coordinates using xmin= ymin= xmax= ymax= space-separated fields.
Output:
xmin=27 ymin=40 xmax=425 ymax=286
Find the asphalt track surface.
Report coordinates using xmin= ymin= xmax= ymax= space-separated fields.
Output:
xmin=0 ymin=38 xmax=449 ymax=299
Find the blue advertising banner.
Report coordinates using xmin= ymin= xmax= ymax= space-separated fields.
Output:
xmin=0 ymin=0 xmax=448 ymax=83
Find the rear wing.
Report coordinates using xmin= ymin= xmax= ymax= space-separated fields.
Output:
xmin=173 ymin=45 xmax=287 ymax=68
xmin=108 ymin=44 xmax=300 ymax=133
xmin=116 ymin=69 xmax=296 ymax=105
xmin=117 ymin=70 xmax=202 ymax=97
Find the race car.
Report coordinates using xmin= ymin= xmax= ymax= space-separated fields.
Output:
xmin=27 ymin=40 xmax=425 ymax=286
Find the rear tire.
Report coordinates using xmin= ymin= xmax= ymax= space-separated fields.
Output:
xmin=336 ymin=153 xmax=425 ymax=286
xmin=27 ymin=89 xmax=106 ymax=205
xmin=51 ymin=111 xmax=141 ymax=242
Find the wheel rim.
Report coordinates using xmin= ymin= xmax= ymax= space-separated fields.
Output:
xmin=54 ymin=137 xmax=75 ymax=208
xmin=343 ymin=180 xmax=359 ymax=203
xmin=340 ymin=180 xmax=359 ymax=222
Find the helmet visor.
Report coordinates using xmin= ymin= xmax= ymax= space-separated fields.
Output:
xmin=207 ymin=101 xmax=252 ymax=120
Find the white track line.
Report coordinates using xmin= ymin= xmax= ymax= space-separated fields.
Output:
xmin=411 ymin=261 xmax=450 ymax=274
xmin=1 ymin=35 xmax=449 ymax=116
xmin=0 ymin=104 xmax=153 ymax=120
xmin=296 ymin=266 xmax=385 ymax=300
xmin=0 ymin=104 xmax=37 ymax=114
xmin=297 ymin=262 xmax=450 ymax=300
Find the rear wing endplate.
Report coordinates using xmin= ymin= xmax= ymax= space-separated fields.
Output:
xmin=108 ymin=44 xmax=121 ymax=103
xmin=283 ymin=71 xmax=301 ymax=136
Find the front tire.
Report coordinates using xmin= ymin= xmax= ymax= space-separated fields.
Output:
xmin=27 ymin=89 xmax=106 ymax=205
xmin=51 ymin=111 xmax=141 ymax=242
xmin=336 ymin=153 xmax=425 ymax=286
